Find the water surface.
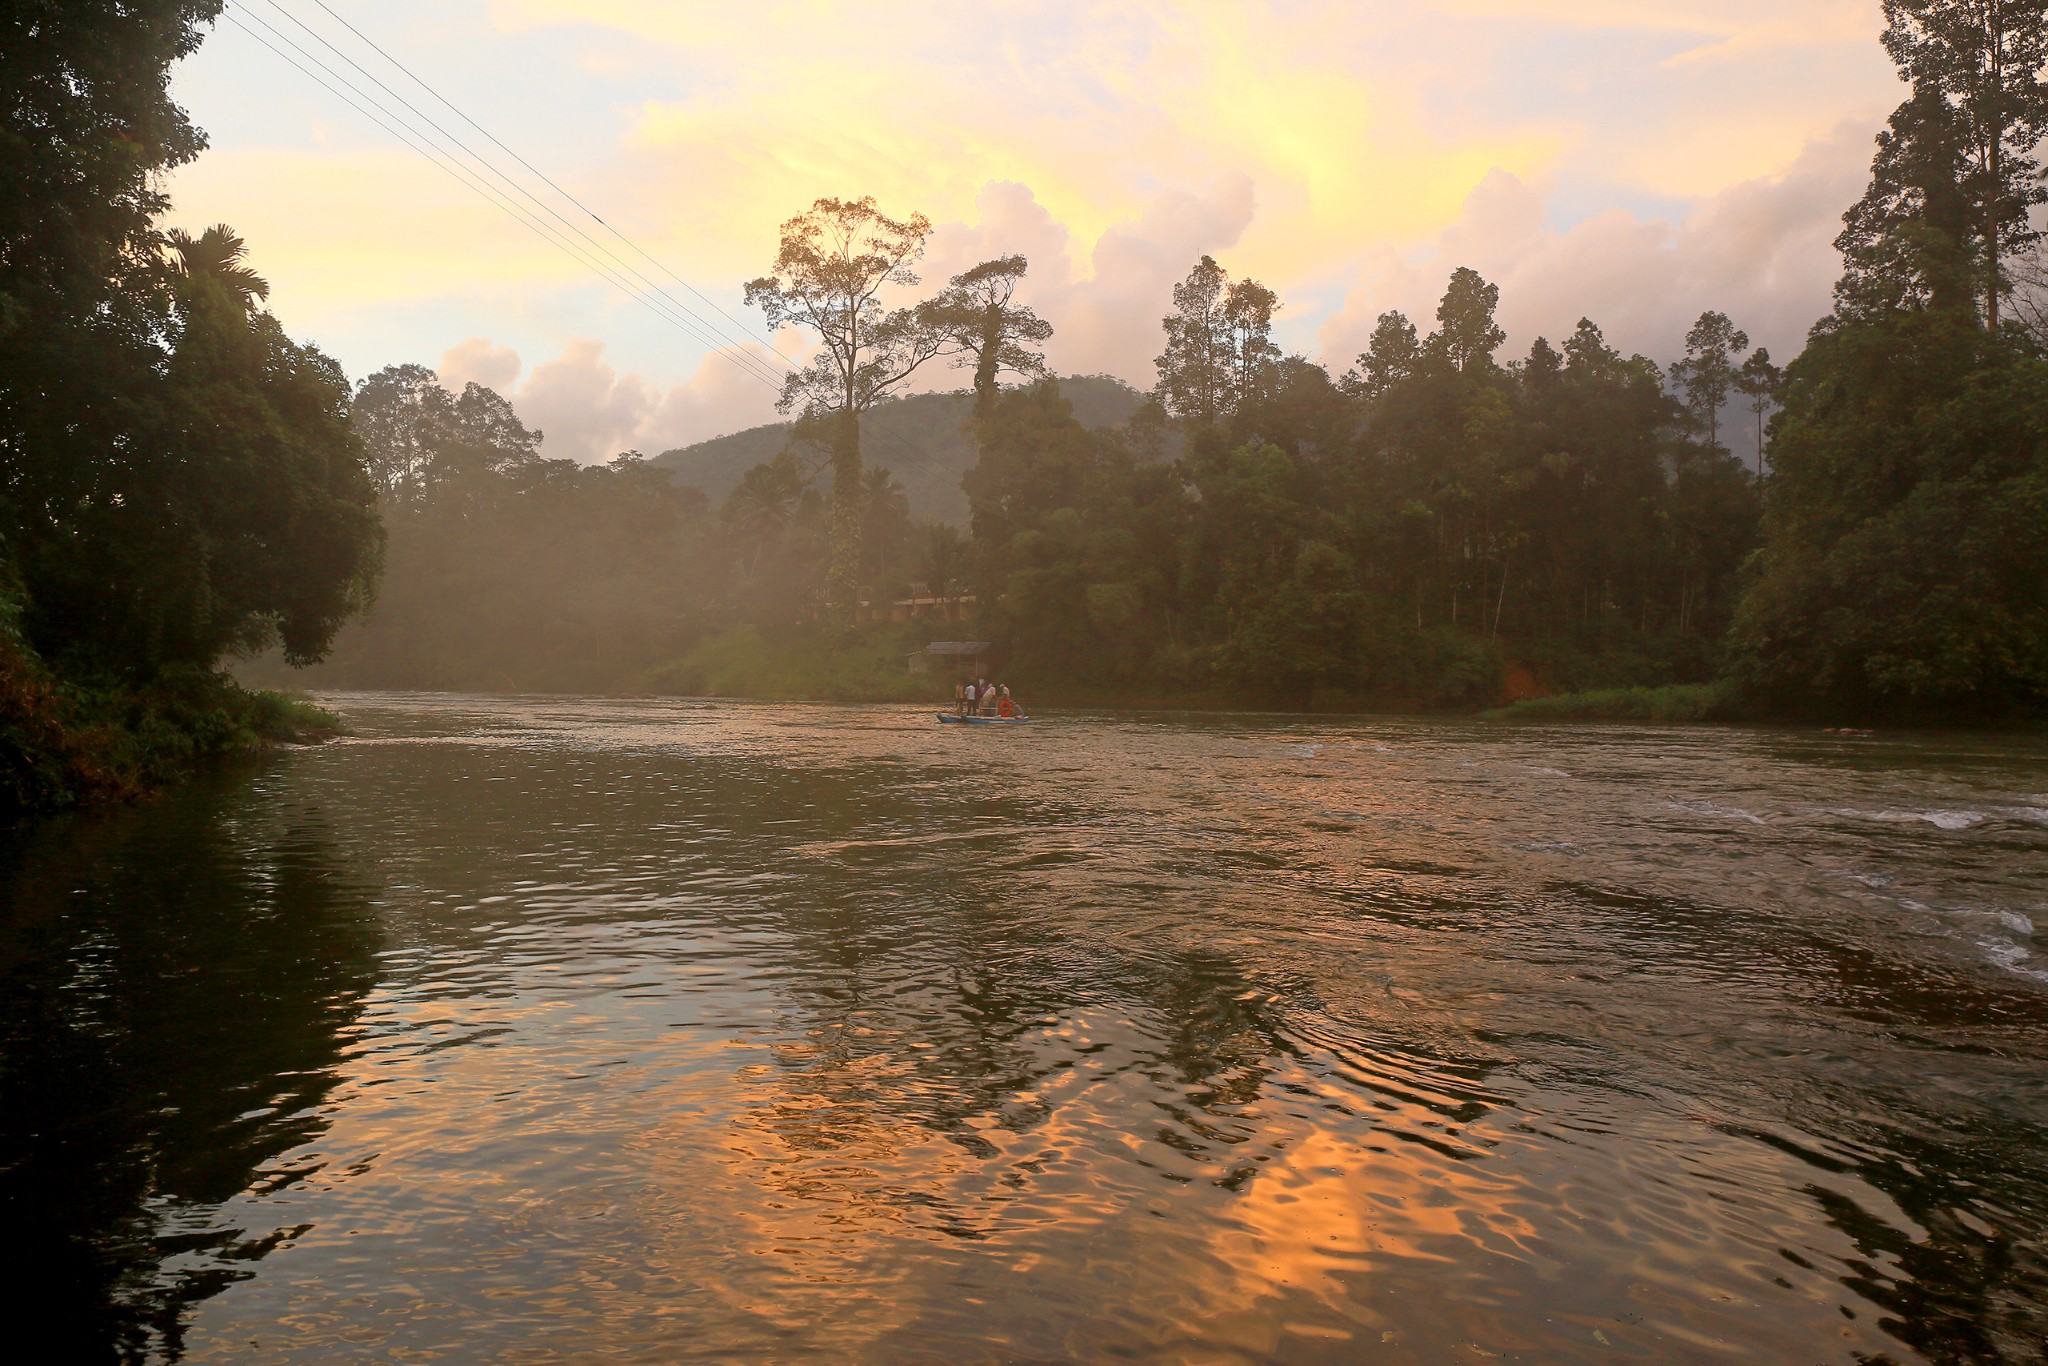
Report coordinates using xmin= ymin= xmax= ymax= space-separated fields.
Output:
xmin=3 ymin=695 xmax=2046 ymax=1363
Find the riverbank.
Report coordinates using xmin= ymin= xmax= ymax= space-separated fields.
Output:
xmin=249 ymin=621 xmax=2043 ymax=730
xmin=626 ymin=623 xmax=1724 ymax=717
xmin=1 ymin=614 xmax=342 ymax=822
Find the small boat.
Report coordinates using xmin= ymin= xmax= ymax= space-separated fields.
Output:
xmin=937 ymin=713 xmax=1031 ymax=724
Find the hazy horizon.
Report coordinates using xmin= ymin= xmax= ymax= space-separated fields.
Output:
xmin=166 ymin=0 xmax=1903 ymax=462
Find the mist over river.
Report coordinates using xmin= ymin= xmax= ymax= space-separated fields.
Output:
xmin=3 ymin=695 xmax=2046 ymax=1363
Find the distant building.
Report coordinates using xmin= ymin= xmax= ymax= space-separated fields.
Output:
xmin=854 ymin=582 xmax=977 ymax=624
xmin=907 ymin=641 xmax=992 ymax=675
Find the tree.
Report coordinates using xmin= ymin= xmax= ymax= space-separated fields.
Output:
xmin=724 ymin=453 xmax=808 ymax=539
xmin=350 ymin=366 xmax=539 ymax=503
xmin=1155 ymin=256 xmax=1283 ymax=425
xmin=1428 ymin=267 xmax=1507 ymax=372
xmin=165 ymin=223 xmax=269 ymax=308
xmin=1840 ymin=1 xmax=2048 ymax=328
xmin=0 ymin=1 xmax=221 ymax=326
xmin=1222 ymin=277 xmax=1281 ymax=409
xmin=1738 ymin=347 xmax=1783 ymax=476
xmin=1154 ymin=256 xmax=1232 ymax=425
xmin=858 ymin=464 xmax=911 ymax=591
xmin=1730 ymin=312 xmax=2048 ymax=715
xmin=920 ymin=255 xmax=1052 ymax=436
xmin=1 ymin=4 xmax=382 ymax=692
xmin=917 ymin=521 xmax=968 ymax=599
xmin=1346 ymin=311 xmax=1421 ymax=401
xmin=0 ymin=2 xmax=227 ymax=663
xmin=744 ymin=197 xmax=943 ymax=615
xmin=1672 ymin=311 xmax=1750 ymax=448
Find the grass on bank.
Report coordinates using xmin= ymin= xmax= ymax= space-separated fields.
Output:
xmin=1481 ymin=681 xmax=1737 ymax=723
xmin=638 ymin=624 xmax=947 ymax=705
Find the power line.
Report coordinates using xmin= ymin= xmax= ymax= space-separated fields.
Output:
xmin=227 ymin=1 xmax=965 ymax=490
xmin=303 ymin=0 xmax=803 ymax=372
xmin=246 ymin=0 xmax=791 ymax=391
xmin=227 ymin=4 xmax=789 ymax=391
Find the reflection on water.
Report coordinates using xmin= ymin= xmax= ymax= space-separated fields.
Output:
xmin=2 ymin=695 xmax=2046 ymax=1363
xmin=0 ymin=776 xmax=378 ymax=1362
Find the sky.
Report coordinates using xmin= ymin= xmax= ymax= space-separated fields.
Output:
xmin=166 ymin=0 xmax=1908 ymax=462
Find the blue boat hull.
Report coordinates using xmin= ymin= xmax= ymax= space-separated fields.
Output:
xmin=937 ymin=713 xmax=1031 ymax=724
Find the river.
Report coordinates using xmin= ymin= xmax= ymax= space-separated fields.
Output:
xmin=2 ymin=694 xmax=2045 ymax=1363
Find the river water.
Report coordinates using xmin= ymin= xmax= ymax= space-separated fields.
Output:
xmin=2 ymin=694 xmax=2046 ymax=1364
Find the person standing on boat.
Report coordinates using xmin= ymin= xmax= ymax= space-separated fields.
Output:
xmin=954 ymin=680 xmax=968 ymax=716
xmin=978 ymin=679 xmax=998 ymax=716
xmin=962 ymin=680 xmax=977 ymax=716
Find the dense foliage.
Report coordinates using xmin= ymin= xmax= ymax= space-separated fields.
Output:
xmin=274 ymin=362 xmax=955 ymax=694
xmin=0 ymin=3 xmax=381 ymax=815
xmin=968 ymin=268 xmax=1760 ymax=708
xmin=220 ymin=0 xmax=2048 ymax=727
xmin=1729 ymin=0 xmax=2048 ymax=720
xmin=293 ymin=264 xmax=1765 ymax=712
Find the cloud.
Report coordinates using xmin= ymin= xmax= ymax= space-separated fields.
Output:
xmin=921 ymin=176 xmax=1260 ymax=390
xmin=442 ymin=336 xmax=789 ymax=460
xmin=439 ymin=337 xmax=523 ymax=393
xmin=460 ymin=114 xmax=1876 ymax=461
xmin=167 ymin=0 xmax=1903 ymax=447
xmin=1317 ymin=121 xmax=1874 ymax=373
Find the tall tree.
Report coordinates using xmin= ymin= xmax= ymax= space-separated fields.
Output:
xmin=1732 ymin=2 xmax=2048 ymax=719
xmin=1 ymin=4 xmax=380 ymax=682
xmin=1673 ymin=311 xmax=1751 ymax=448
xmin=744 ymin=197 xmax=943 ymax=615
xmin=1738 ymin=347 xmax=1783 ymax=476
xmin=351 ymin=366 xmax=543 ymax=505
xmin=1222 ymin=276 xmax=1281 ymax=410
xmin=1840 ymin=0 xmax=2048 ymax=328
xmin=1155 ymin=256 xmax=1283 ymax=426
xmin=1428 ymin=268 xmax=1507 ymax=372
xmin=165 ymin=224 xmax=269 ymax=307
xmin=1730 ymin=312 xmax=2048 ymax=715
xmin=354 ymin=365 xmax=459 ymax=503
xmin=1346 ymin=311 xmax=1421 ymax=401
xmin=920 ymin=255 xmax=1052 ymax=438
xmin=1154 ymin=256 xmax=1232 ymax=426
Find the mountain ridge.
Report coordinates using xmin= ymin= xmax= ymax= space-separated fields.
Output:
xmin=650 ymin=374 xmax=1148 ymax=526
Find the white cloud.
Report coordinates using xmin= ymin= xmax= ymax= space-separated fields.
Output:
xmin=462 ymin=121 xmax=1877 ymax=461
xmin=915 ymin=175 xmax=1258 ymax=392
xmin=1318 ymin=121 xmax=1874 ymax=372
xmin=442 ymin=336 xmax=790 ymax=460
xmin=439 ymin=337 xmax=523 ymax=393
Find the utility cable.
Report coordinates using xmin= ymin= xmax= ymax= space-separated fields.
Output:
xmin=305 ymin=0 xmax=803 ymax=370
xmin=248 ymin=0 xmax=790 ymax=390
xmin=229 ymin=1 xmax=965 ymax=490
xmin=224 ymin=15 xmax=765 ymax=377
xmin=226 ymin=5 xmax=786 ymax=386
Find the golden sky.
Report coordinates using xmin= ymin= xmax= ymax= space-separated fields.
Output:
xmin=169 ymin=0 xmax=1901 ymax=459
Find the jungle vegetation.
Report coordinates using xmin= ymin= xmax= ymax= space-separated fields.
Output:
xmin=297 ymin=0 xmax=2048 ymax=722
xmin=0 ymin=2 xmax=382 ymax=816
xmin=7 ymin=0 xmax=2047 ymax=823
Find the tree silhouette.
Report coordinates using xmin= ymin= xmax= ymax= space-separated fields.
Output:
xmin=920 ymin=255 xmax=1052 ymax=437
xmin=745 ymin=197 xmax=944 ymax=617
xmin=1674 ymin=311 xmax=1750 ymax=448
xmin=1428 ymin=267 xmax=1507 ymax=372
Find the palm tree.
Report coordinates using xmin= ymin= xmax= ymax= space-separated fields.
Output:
xmin=165 ymin=224 xmax=269 ymax=308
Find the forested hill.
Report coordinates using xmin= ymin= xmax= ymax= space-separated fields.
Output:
xmin=652 ymin=374 xmax=1147 ymax=525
